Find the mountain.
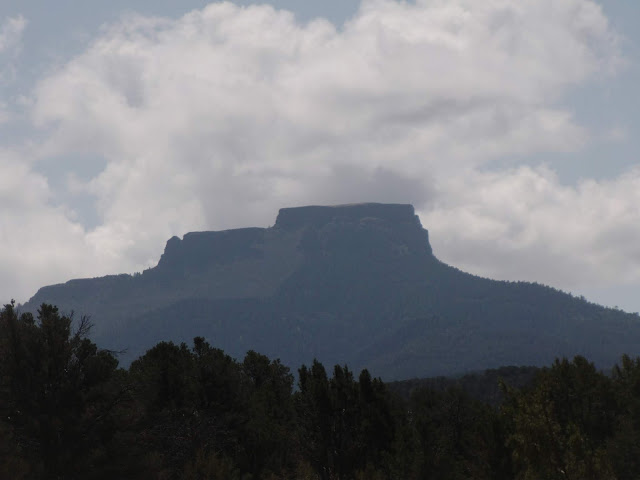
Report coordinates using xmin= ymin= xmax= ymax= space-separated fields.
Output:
xmin=23 ymin=203 xmax=640 ymax=379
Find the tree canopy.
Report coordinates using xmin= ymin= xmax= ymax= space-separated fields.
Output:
xmin=3 ymin=302 xmax=640 ymax=479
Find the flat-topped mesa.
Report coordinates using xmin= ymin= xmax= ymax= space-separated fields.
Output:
xmin=275 ymin=203 xmax=432 ymax=255
xmin=275 ymin=203 xmax=417 ymax=229
xmin=154 ymin=203 xmax=432 ymax=275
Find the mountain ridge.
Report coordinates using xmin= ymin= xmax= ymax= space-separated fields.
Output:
xmin=23 ymin=203 xmax=640 ymax=379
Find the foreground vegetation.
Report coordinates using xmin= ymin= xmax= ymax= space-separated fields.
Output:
xmin=2 ymin=302 xmax=640 ymax=479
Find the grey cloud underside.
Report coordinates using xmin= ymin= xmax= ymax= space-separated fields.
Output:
xmin=304 ymin=165 xmax=433 ymax=207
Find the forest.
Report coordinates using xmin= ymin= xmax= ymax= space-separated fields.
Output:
xmin=2 ymin=301 xmax=640 ymax=479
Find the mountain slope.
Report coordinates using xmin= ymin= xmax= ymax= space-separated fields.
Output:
xmin=23 ymin=203 xmax=640 ymax=379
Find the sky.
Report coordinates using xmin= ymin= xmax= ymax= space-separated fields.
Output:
xmin=1 ymin=0 xmax=639 ymax=313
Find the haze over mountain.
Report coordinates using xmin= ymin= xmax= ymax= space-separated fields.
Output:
xmin=24 ymin=203 xmax=640 ymax=379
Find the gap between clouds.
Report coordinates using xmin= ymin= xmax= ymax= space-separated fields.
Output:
xmin=2 ymin=0 xmax=637 ymax=302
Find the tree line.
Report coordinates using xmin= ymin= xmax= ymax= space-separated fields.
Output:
xmin=2 ymin=302 xmax=640 ymax=479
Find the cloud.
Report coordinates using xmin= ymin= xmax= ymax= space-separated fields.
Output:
xmin=421 ymin=166 xmax=640 ymax=289
xmin=0 ymin=149 xmax=118 ymax=302
xmin=0 ymin=15 xmax=27 ymax=84
xmin=0 ymin=15 xmax=27 ymax=127
xmin=2 ymin=0 xmax=632 ymax=302
xmin=0 ymin=15 xmax=26 ymax=54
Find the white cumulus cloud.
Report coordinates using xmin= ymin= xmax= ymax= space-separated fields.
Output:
xmin=0 ymin=149 xmax=116 ymax=301
xmin=422 ymin=165 xmax=640 ymax=289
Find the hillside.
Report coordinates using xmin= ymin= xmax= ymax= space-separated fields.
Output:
xmin=23 ymin=203 xmax=640 ymax=379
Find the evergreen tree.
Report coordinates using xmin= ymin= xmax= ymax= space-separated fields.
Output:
xmin=505 ymin=356 xmax=616 ymax=480
xmin=0 ymin=302 xmax=123 ymax=479
xmin=607 ymin=355 xmax=640 ymax=479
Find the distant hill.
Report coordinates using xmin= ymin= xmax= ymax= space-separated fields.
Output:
xmin=388 ymin=365 xmax=541 ymax=406
xmin=23 ymin=203 xmax=640 ymax=379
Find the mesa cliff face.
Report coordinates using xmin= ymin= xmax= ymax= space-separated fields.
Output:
xmin=23 ymin=203 xmax=640 ymax=379
xmin=153 ymin=203 xmax=431 ymax=270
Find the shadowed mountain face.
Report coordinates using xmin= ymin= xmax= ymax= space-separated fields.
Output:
xmin=24 ymin=203 xmax=640 ymax=379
